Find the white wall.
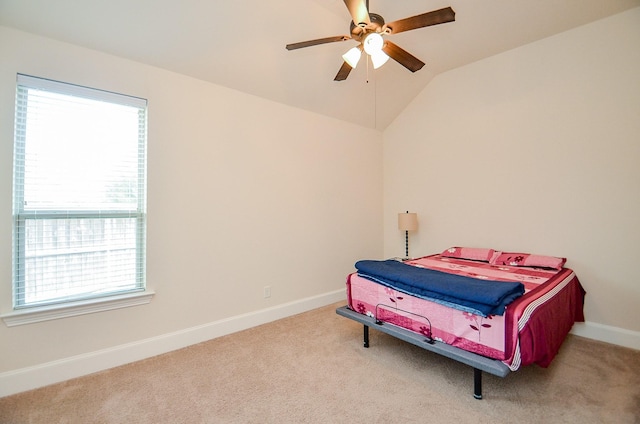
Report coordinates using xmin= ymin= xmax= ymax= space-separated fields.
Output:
xmin=384 ymin=8 xmax=640 ymax=345
xmin=0 ymin=26 xmax=383 ymax=394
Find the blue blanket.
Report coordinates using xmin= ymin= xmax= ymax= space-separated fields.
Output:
xmin=355 ymin=260 xmax=525 ymax=316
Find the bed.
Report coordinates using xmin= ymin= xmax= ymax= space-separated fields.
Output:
xmin=336 ymin=247 xmax=586 ymax=399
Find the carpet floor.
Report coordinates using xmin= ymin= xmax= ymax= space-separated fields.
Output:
xmin=1 ymin=302 xmax=639 ymax=423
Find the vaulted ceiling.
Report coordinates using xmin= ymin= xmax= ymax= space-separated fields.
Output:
xmin=1 ymin=0 xmax=638 ymax=130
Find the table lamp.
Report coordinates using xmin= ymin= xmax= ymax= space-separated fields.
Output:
xmin=398 ymin=211 xmax=418 ymax=259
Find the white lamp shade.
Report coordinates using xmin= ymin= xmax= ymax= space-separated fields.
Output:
xmin=398 ymin=212 xmax=418 ymax=231
xmin=370 ymin=50 xmax=389 ymax=69
xmin=363 ymin=33 xmax=384 ymax=55
xmin=342 ymin=46 xmax=362 ymax=68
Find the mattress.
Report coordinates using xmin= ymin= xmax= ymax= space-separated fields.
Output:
xmin=346 ymin=254 xmax=585 ymax=370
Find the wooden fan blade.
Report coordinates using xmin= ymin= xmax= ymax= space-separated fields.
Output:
xmin=382 ymin=41 xmax=425 ymax=73
xmin=286 ymin=35 xmax=351 ymax=50
xmin=343 ymin=0 xmax=370 ymax=26
xmin=334 ymin=61 xmax=353 ymax=81
xmin=385 ymin=7 xmax=455 ymax=35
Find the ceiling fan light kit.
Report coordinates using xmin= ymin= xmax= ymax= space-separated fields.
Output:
xmin=286 ymin=0 xmax=455 ymax=81
xmin=342 ymin=46 xmax=363 ymax=68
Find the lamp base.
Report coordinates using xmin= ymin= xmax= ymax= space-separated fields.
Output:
xmin=405 ymin=230 xmax=409 ymax=258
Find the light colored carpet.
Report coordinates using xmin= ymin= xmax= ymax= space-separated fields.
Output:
xmin=1 ymin=302 xmax=639 ymax=423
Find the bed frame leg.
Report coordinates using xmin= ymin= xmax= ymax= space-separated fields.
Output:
xmin=473 ymin=368 xmax=483 ymax=400
xmin=363 ymin=325 xmax=369 ymax=348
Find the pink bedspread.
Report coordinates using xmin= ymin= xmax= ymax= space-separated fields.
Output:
xmin=346 ymin=255 xmax=585 ymax=370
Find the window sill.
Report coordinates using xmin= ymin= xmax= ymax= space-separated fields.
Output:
xmin=1 ymin=291 xmax=155 ymax=327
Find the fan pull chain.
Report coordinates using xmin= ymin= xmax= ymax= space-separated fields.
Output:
xmin=366 ymin=55 xmax=370 ymax=83
xmin=365 ymin=55 xmax=377 ymax=128
xmin=373 ymin=67 xmax=377 ymax=128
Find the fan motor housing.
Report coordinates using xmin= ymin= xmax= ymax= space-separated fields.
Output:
xmin=350 ymin=13 xmax=385 ymax=41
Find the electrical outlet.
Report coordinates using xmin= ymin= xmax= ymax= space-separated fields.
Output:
xmin=263 ymin=286 xmax=271 ymax=298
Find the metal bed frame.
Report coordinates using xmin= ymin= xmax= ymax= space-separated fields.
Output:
xmin=336 ymin=305 xmax=511 ymax=399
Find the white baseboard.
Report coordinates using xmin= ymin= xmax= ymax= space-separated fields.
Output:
xmin=570 ymin=321 xmax=640 ymax=351
xmin=0 ymin=289 xmax=346 ymax=398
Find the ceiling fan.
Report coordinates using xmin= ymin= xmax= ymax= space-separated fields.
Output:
xmin=285 ymin=0 xmax=455 ymax=81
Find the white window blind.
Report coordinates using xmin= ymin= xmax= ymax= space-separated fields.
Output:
xmin=13 ymin=74 xmax=147 ymax=308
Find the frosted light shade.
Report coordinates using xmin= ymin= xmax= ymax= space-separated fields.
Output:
xmin=342 ymin=47 xmax=362 ymax=68
xmin=370 ymin=50 xmax=389 ymax=69
xmin=363 ymin=32 xmax=384 ymax=55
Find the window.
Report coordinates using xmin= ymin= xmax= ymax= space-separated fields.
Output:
xmin=12 ymin=74 xmax=147 ymax=310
